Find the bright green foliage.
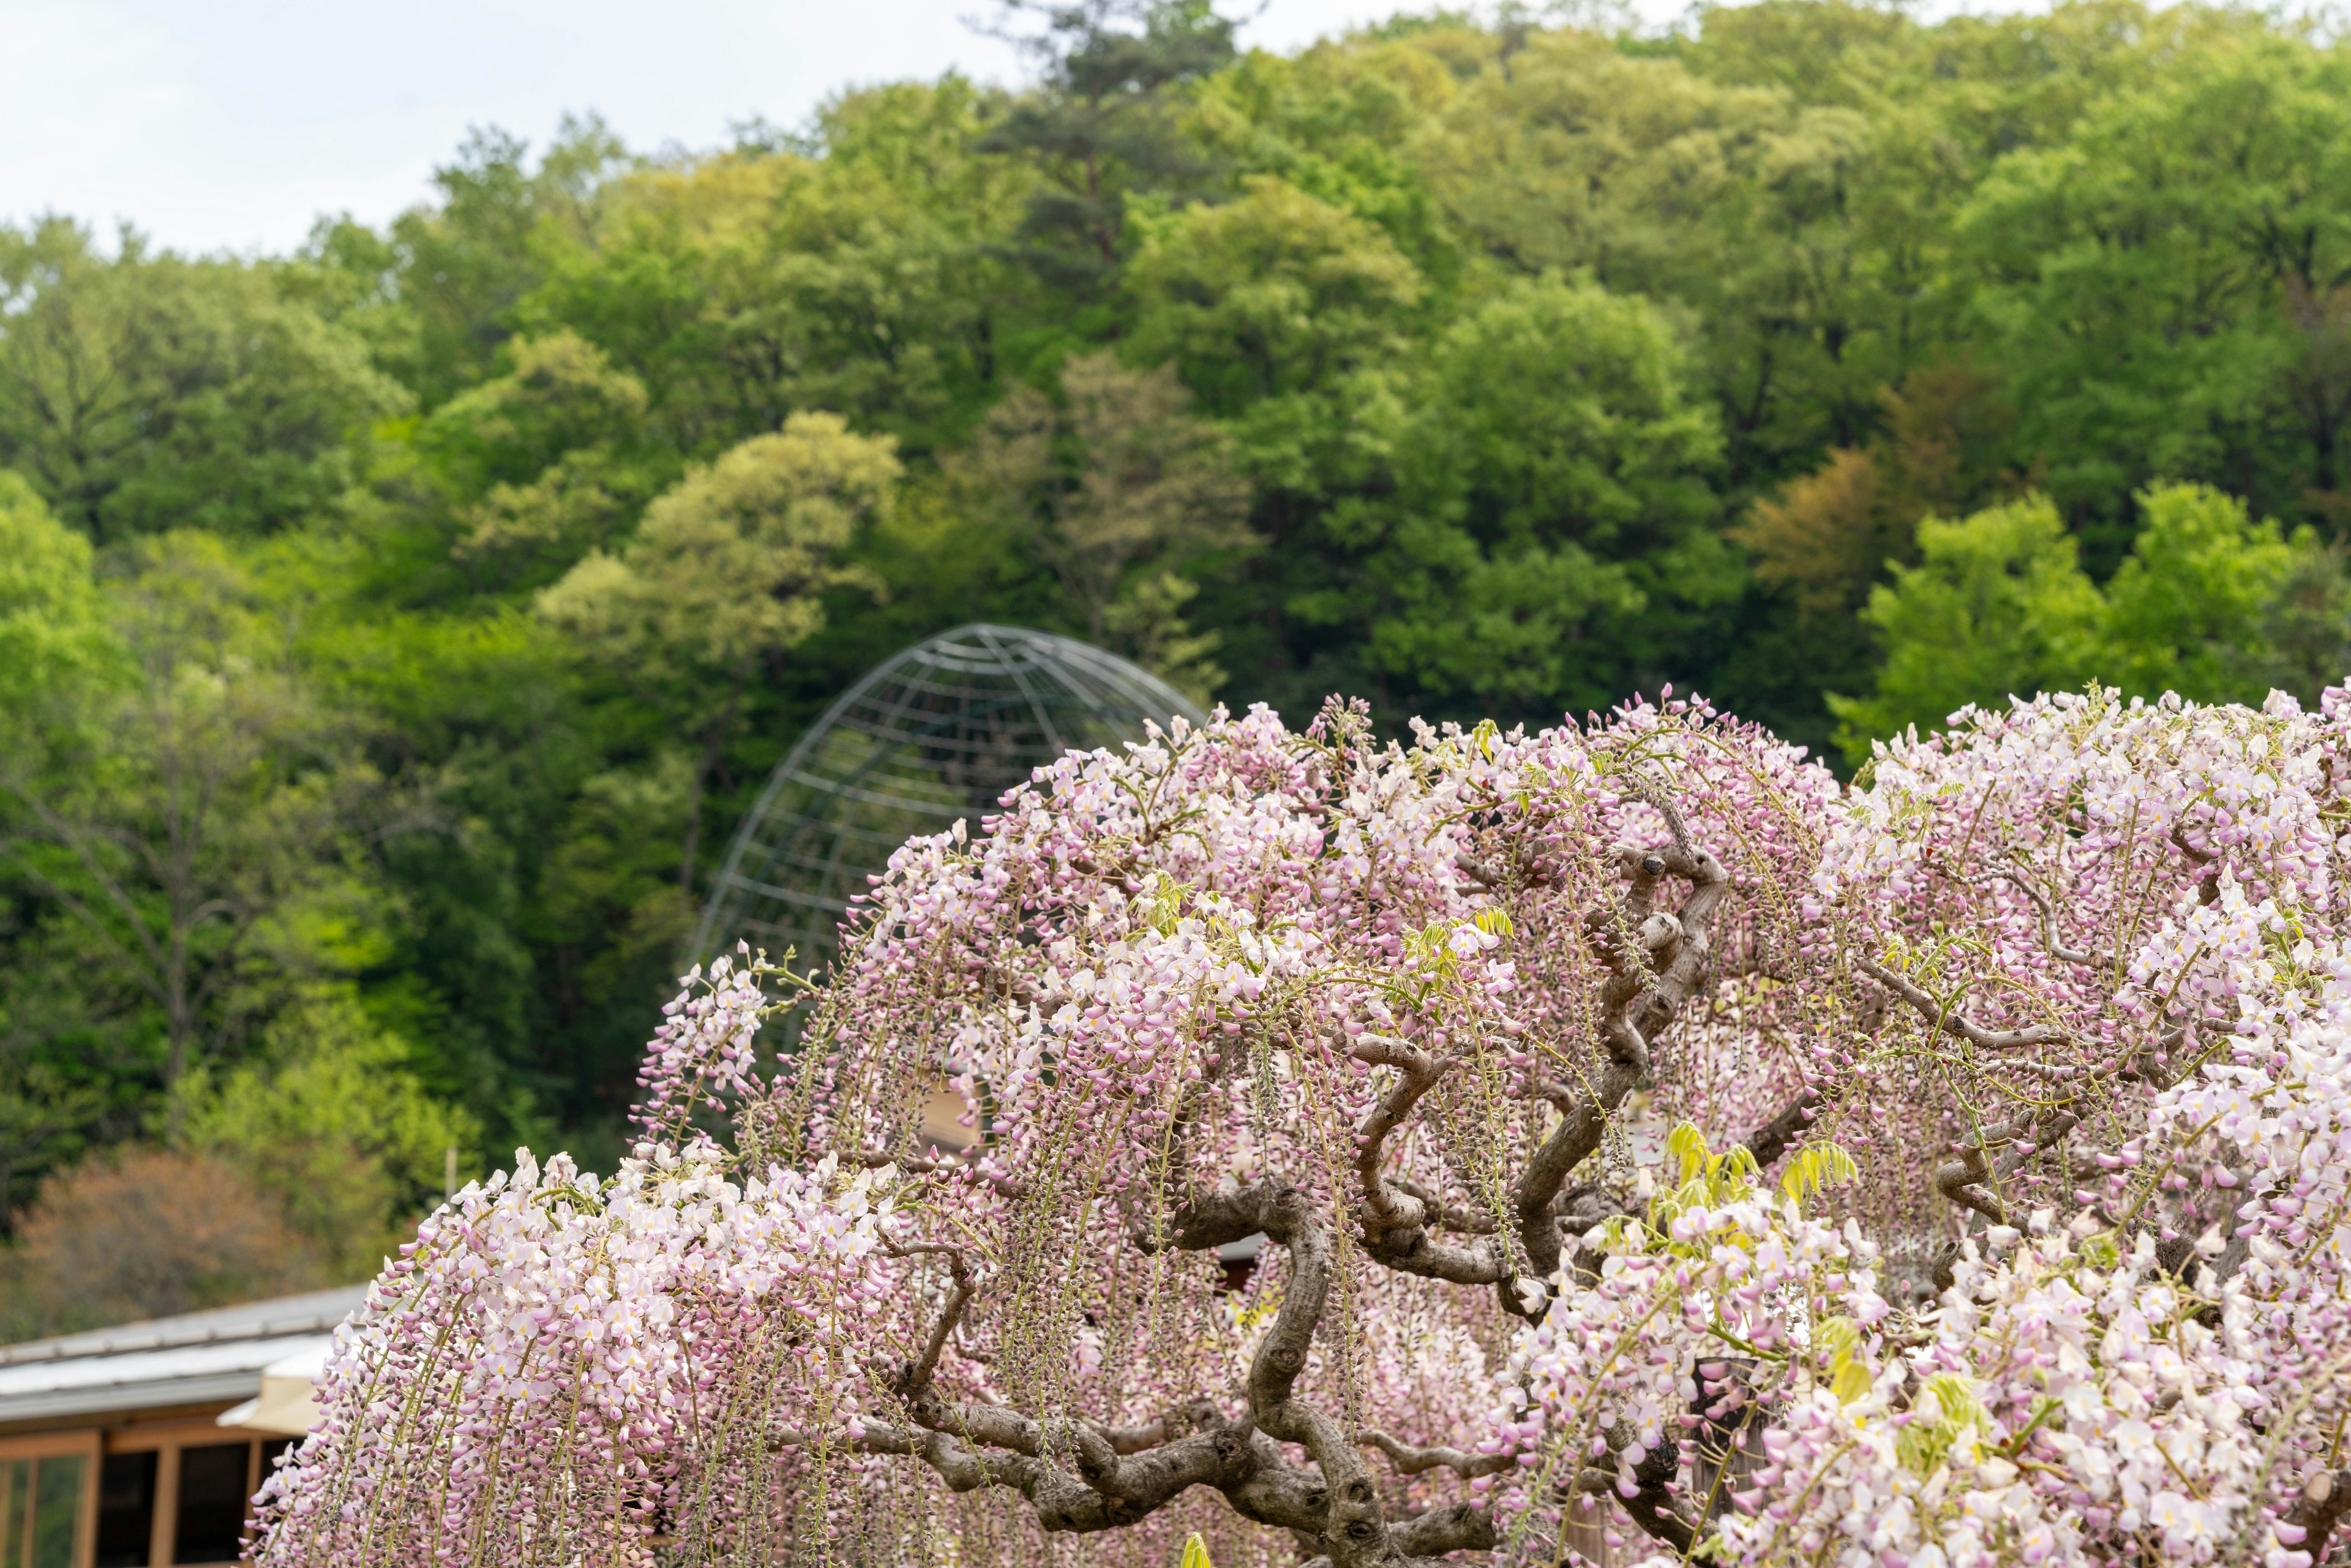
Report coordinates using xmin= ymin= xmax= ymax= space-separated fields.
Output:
xmin=10 ymin=0 xmax=2351 ymax=1269
xmin=1834 ymin=482 xmax=2330 ymax=764
xmin=1128 ymin=173 xmax=1425 ymax=481
xmin=0 ymin=475 xmax=125 ymax=727
xmin=1898 ymin=1373 xmax=1995 ymax=1476
xmin=2100 ymin=484 xmax=2304 ymax=702
xmin=1829 ymin=496 xmax=2108 ymax=754
xmin=189 ymin=986 xmax=481 ymax=1277
xmin=1813 ymin=1316 xmax=1875 ymax=1405
xmin=1777 ymin=1141 xmax=1859 ymax=1209
xmin=538 ymin=412 xmax=896 ymax=899
xmin=1652 ymin=1123 xmax=1764 ymax=1230
xmin=1960 ymin=33 xmax=2351 ymax=550
xmin=1364 ymin=275 xmax=1725 ymax=717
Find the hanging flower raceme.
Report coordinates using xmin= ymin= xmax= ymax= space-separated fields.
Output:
xmin=255 ymin=686 xmax=2351 ymax=1568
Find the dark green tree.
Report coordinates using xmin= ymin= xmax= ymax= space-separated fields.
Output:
xmin=979 ymin=0 xmax=1238 ymax=301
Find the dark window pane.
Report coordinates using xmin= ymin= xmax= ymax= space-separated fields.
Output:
xmin=94 ymin=1450 xmax=154 ymax=1568
xmin=173 ymin=1444 xmax=252 ymax=1566
xmin=29 ymin=1457 xmax=81 ymax=1568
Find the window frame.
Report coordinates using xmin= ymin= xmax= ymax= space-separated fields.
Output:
xmin=0 ymin=1427 xmax=274 ymax=1568
xmin=0 ymin=1431 xmax=101 ymax=1568
xmin=84 ymin=1428 xmax=264 ymax=1568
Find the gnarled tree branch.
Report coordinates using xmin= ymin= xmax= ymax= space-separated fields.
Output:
xmin=1856 ymin=956 xmax=2063 ymax=1052
xmin=1508 ymin=841 xmax=1729 ymax=1318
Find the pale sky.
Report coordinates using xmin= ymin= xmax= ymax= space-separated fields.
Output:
xmin=0 ymin=0 xmax=1521 ymax=258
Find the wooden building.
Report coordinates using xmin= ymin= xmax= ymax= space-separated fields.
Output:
xmin=0 ymin=1286 xmax=359 ymax=1568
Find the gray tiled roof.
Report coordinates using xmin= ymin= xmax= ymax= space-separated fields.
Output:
xmin=0 ymin=1285 xmax=367 ymax=1424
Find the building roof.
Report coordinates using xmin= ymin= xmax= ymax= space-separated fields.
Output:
xmin=0 ymin=1285 xmax=366 ymax=1425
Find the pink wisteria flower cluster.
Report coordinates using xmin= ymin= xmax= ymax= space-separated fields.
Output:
xmin=252 ymin=686 xmax=2351 ymax=1568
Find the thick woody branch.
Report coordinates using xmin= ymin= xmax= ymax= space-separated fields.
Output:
xmin=1933 ymin=1106 xmax=2080 ymax=1226
xmin=878 ymin=1244 xmax=1267 ymax=1531
xmin=1569 ymin=1430 xmax=1698 ymax=1555
xmin=857 ymin=1418 xmax=1253 ymax=1534
xmin=882 ymin=1239 xmax=972 ymax=1396
xmin=2171 ymin=823 xmax=2224 ymax=907
xmin=1150 ymin=1179 xmax=1400 ymax=1567
xmin=1453 ymin=853 xmax=1502 ymax=890
xmin=1297 ymin=1502 xmax=1500 ymax=1567
xmin=1508 ymin=840 xmax=1728 ymax=1318
xmin=1389 ymin=1176 xmax=1498 ymax=1233
xmin=1092 ymin=1400 xmax=1221 ymax=1455
xmin=1389 ymin=1502 xmax=1500 ymax=1557
xmin=1349 ymin=1035 xmax=1513 ymax=1286
xmin=1221 ymin=1433 xmax=1336 ymax=1536
xmin=1855 ymin=956 xmax=2063 ymax=1051
xmin=1351 ymin=1034 xmax=1449 ymax=1231
xmin=1935 ymin=1140 xmax=2006 ymax=1225
xmin=1359 ymin=1430 xmax=1514 ymax=1479
xmin=2293 ymin=1466 xmax=2351 ymax=1566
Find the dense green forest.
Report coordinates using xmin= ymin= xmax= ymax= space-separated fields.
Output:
xmin=2 ymin=0 xmax=2348 ymax=1322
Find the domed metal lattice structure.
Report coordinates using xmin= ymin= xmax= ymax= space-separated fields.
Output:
xmin=693 ymin=624 xmax=1208 ymax=972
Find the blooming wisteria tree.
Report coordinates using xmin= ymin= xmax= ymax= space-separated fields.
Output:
xmin=253 ymin=686 xmax=2351 ymax=1568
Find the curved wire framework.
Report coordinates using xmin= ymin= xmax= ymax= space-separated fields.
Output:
xmin=693 ymin=624 xmax=1207 ymax=973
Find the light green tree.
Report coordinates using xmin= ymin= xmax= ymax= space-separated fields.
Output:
xmin=537 ymin=411 xmax=894 ymax=890
xmin=189 ymin=986 xmax=479 ymax=1278
xmin=956 ymin=351 xmax=1253 ymax=699
xmin=1127 ymin=174 xmax=1425 ymax=488
xmin=1828 ymin=495 xmax=2106 ymax=760
xmin=1831 ymin=482 xmax=2337 ymax=766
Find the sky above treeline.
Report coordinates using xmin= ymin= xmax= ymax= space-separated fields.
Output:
xmin=1 ymin=0 xmax=2059 ymax=257
xmin=0 ymin=0 xmax=1428 ymax=255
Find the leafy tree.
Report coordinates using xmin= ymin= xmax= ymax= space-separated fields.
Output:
xmin=0 ymin=471 xmax=119 ymax=727
xmin=1960 ymin=33 xmax=2351 ymax=550
xmin=1829 ymin=482 xmax=2325 ymax=763
xmin=421 ymin=329 xmax=667 ymax=591
xmin=364 ymin=118 xmax=631 ymax=409
xmin=0 ymin=523 xmax=370 ymax=1131
xmin=1127 ymin=174 xmax=1425 ymax=456
xmin=954 ymin=351 xmax=1252 ymax=697
xmin=1736 ymin=365 xmax=2020 ymax=621
xmin=189 ymin=985 xmax=479 ymax=1278
xmin=488 ymin=78 xmax=1039 ymax=489
xmin=0 ymin=220 xmax=406 ymax=543
xmin=1365 ymin=274 xmax=1725 ymax=718
xmin=1828 ymin=495 xmax=2105 ymax=758
xmin=536 ymin=413 xmax=894 ymax=892
xmin=1184 ymin=27 xmax=1468 ymax=287
xmin=978 ymin=0 xmax=1237 ymax=299
xmin=0 ymin=473 xmax=124 ymax=1220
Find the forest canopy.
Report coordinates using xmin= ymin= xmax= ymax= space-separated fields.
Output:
xmin=3 ymin=0 xmax=2349 ymax=1317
